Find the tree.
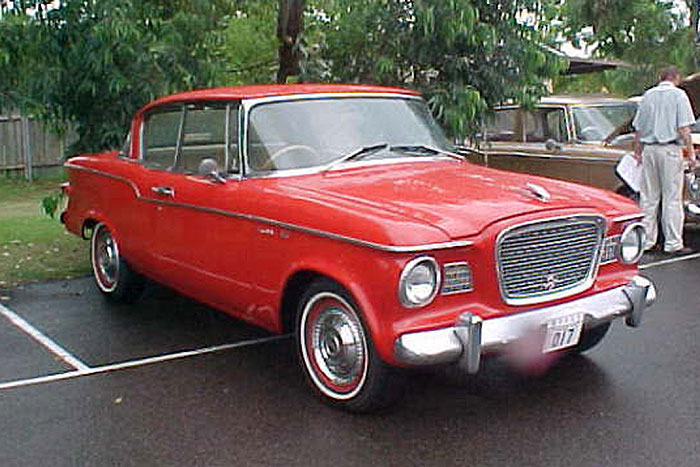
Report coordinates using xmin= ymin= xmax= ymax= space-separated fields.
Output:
xmin=277 ymin=0 xmax=305 ymax=83
xmin=303 ymin=0 xmax=566 ymax=139
xmin=553 ymin=0 xmax=699 ymax=95
xmin=0 ymin=0 xmax=235 ymax=153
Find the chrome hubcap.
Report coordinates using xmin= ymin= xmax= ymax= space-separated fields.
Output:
xmin=311 ymin=307 xmax=365 ymax=386
xmin=94 ymin=228 xmax=118 ymax=289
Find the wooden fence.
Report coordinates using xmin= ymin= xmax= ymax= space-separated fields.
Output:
xmin=0 ymin=113 xmax=71 ymax=180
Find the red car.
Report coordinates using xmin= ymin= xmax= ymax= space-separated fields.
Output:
xmin=62 ymin=84 xmax=656 ymax=411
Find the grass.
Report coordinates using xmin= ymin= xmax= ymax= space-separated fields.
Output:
xmin=0 ymin=175 xmax=91 ymax=289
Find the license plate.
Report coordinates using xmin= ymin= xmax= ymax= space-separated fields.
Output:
xmin=542 ymin=313 xmax=584 ymax=353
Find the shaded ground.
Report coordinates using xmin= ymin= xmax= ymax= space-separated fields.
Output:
xmin=0 ymin=254 xmax=699 ymax=467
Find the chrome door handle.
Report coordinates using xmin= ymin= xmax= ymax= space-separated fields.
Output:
xmin=151 ymin=186 xmax=175 ymax=197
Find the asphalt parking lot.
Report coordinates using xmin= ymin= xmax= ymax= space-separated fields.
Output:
xmin=1 ymin=251 xmax=700 ymax=467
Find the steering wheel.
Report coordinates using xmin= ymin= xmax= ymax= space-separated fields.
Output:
xmin=267 ymin=144 xmax=320 ymax=170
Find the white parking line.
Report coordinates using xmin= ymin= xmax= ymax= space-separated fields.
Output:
xmin=0 ymin=334 xmax=289 ymax=391
xmin=640 ymin=251 xmax=700 ymax=270
xmin=0 ymin=302 xmax=90 ymax=371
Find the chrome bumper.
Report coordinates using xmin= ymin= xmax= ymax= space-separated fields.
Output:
xmin=394 ymin=275 xmax=656 ymax=373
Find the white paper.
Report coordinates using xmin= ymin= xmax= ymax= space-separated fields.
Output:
xmin=615 ymin=153 xmax=642 ymax=193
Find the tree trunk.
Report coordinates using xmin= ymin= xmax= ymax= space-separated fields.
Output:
xmin=277 ymin=0 xmax=305 ymax=84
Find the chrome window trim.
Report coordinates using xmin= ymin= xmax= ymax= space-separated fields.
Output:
xmin=441 ymin=261 xmax=474 ymax=295
xmin=63 ymin=163 xmax=473 ymax=253
xmin=224 ymin=103 xmax=230 ymax=173
xmin=495 ymin=214 xmax=606 ymax=306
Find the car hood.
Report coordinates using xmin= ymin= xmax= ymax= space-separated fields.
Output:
xmin=271 ymin=160 xmax=630 ymax=241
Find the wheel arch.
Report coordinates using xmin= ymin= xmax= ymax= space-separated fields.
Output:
xmin=278 ymin=266 xmax=379 ymax=337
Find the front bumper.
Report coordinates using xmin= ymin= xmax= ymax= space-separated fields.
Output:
xmin=394 ymin=275 xmax=656 ymax=373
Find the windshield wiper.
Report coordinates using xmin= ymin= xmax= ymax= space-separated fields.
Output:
xmin=322 ymin=143 xmax=389 ymax=173
xmin=390 ymin=144 xmax=466 ymax=162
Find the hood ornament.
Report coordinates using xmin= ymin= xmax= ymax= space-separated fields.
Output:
xmin=525 ymin=183 xmax=551 ymax=202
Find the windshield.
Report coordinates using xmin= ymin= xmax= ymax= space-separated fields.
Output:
xmin=246 ymin=97 xmax=451 ymax=174
xmin=571 ymin=104 xmax=637 ymax=142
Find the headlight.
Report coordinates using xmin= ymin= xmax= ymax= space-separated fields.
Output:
xmin=617 ymin=222 xmax=645 ymax=264
xmin=399 ymin=256 xmax=440 ymax=308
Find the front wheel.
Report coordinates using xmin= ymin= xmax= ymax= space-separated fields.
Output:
xmin=296 ymin=279 xmax=403 ymax=412
xmin=91 ymin=223 xmax=144 ymax=303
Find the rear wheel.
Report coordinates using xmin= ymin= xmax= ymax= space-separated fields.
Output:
xmin=91 ymin=223 xmax=144 ymax=303
xmin=296 ymin=279 xmax=403 ymax=412
xmin=573 ymin=321 xmax=611 ymax=353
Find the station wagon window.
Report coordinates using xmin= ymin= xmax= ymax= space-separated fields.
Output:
xmin=524 ymin=108 xmax=567 ymax=143
xmin=142 ymin=110 xmax=182 ymax=169
xmin=485 ymin=109 xmax=518 ymax=141
xmin=571 ymin=104 xmax=636 ymax=142
xmin=176 ymin=104 xmax=227 ymax=174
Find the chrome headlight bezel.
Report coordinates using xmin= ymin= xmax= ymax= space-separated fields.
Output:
xmin=398 ymin=256 xmax=441 ymax=308
xmin=617 ymin=222 xmax=646 ymax=264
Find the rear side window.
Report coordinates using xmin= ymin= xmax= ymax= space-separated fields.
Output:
xmin=142 ymin=110 xmax=182 ymax=169
xmin=485 ymin=109 xmax=518 ymax=142
xmin=524 ymin=108 xmax=567 ymax=143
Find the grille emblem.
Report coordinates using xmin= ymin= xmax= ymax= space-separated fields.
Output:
xmin=544 ymin=273 xmax=559 ymax=291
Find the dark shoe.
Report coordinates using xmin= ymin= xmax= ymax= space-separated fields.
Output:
xmin=665 ymin=247 xmax=693 ymax=256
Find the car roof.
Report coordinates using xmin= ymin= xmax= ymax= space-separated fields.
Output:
xmin=140 ymin=84 xmax=420 ymax=114
xmin=539 ymin=94 xmax=630 ymax=105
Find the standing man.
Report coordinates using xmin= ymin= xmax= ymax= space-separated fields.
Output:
xmin=633 ymin=66 xmax=697 ymax=255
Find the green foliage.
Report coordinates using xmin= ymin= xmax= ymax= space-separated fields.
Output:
xmin=40 ymin=191 xmax=64 ymax=219
xmin=222 ymin=4 xmax=279 ymax=84
xmin=303 ymin=0 xmax=567 ymax=139
xmin=0 ymin=0 xmax=236 ymax=153
xmin=553 ymin=0 xmax=699 ymax=96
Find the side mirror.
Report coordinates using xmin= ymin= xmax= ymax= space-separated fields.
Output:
xmin=198 ymin=158 xmax=227 ymax=184
xmin=545 ymin=139 xmax=563 ymax=152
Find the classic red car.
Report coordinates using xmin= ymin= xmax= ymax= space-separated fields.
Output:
xmin=61 ymin=84 xmax=656 ymax=411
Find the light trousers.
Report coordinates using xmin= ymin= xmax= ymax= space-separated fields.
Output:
xmin=640 ymin=144 xmax=685 ymax=252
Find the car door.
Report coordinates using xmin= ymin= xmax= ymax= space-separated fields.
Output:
xmin=141 ymin=102 xmax=256 ymax=312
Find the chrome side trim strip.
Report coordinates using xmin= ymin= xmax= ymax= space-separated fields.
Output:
xmin=64 ymin=163 xmax=473 ymax=253
xmin=64 ymin=163 xmax=143 ymax=197
xmin=483 ymin=150 xmax=617 ymax=163
xmin=612 ymin=213 xmax=644 ymax=223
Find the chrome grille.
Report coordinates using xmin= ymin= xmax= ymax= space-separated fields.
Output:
xmin=441 ymin=262 xmax=473 ymax=295
xmin=497 ymin=216 xmax=605 ymax=305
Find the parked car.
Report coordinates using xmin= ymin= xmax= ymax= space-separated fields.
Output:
xmin=470 ymin=95 xmax=700 ymax=223
xmin=61 ymin=84 xmax=656 ymax=411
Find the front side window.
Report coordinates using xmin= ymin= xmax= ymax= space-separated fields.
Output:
xmin=176 ymin=104 xmax=227 ymax=174
xmin=246 ymin=97 xmax=451 ymax=174
xmin=571 ymin=104 xmax=637 ymax=142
